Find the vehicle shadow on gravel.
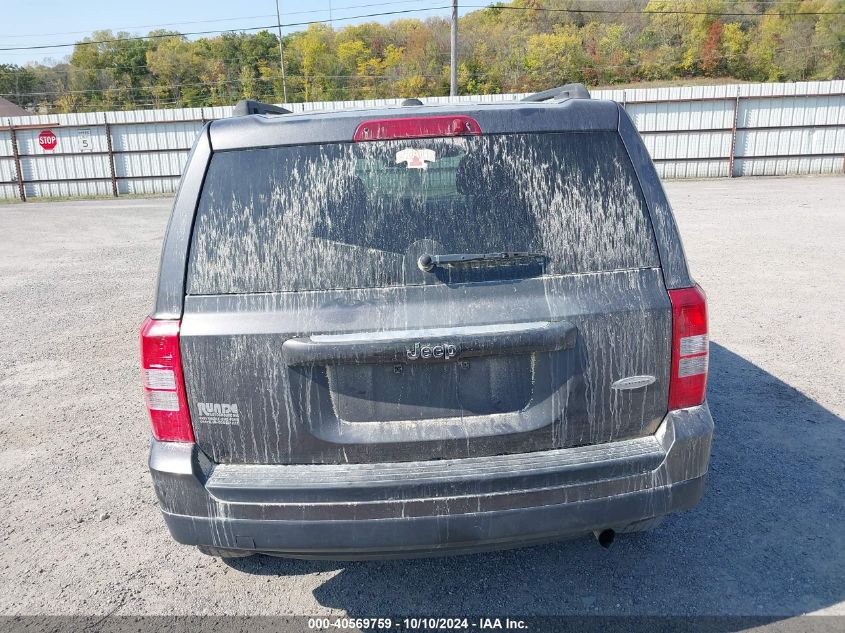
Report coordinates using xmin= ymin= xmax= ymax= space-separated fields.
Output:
xmin=226 ymin=342 xmax=844 ymax=616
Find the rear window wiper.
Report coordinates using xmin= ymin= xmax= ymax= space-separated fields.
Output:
xmin=417 ymin=251 xmax=546 ymax=272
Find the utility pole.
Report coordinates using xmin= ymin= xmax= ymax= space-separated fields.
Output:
xmin=450 ymin=0 xmax=458 ymax=96
xmin=275 ymin=0 xmax=289 ymax=103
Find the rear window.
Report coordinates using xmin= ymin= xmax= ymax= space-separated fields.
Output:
xmin=187 ymin=131 xmax=659 ymax=294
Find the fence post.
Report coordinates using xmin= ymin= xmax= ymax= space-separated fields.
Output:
xmin=728 ymin=88 xmax=741 ymax=178
xmin=9 ymin=122 xmax=26 ymax=202
xmin=103 ymin=113 xmax=118 ymax=197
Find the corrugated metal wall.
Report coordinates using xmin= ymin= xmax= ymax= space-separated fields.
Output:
xmin=596 ymin=80 xmax=845 ymax=178
xmin=1 ymin=80 xmax=843 ymax=200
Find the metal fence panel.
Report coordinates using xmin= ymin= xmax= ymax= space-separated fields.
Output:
xmin=1 ymin=79 xmax=843 ymax=200
xmin=626 ymin=99 xmax=734 ymax=132
xmin=658 ymin=159 xmax=730 ymax=179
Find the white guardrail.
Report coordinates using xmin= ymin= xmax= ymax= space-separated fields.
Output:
xmin=1 ymin=80 xmax=843 ymax=200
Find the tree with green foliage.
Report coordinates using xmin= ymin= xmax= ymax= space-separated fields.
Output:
xmin=1 ymin=0 xmax=842 ymax=113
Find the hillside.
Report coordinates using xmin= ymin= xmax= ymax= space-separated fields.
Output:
xmin=1 ymin=0 xmax=843 ymax=112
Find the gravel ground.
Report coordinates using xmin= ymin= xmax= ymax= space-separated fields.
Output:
xmin=0 ymin=177 xmax=843 ymax=620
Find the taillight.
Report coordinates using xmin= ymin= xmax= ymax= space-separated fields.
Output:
xmin=140 ymin=317 xmax=194 ymax=442
xmin=353 ymin=116 xmax=482 ymax=142
xmin=668 ymin=284 xmax=709 ymax=410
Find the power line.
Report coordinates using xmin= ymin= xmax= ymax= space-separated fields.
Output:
xmin=0 ymin=0 xmax=447 ymax=39
xmin=3 ymin=49 xmax=458 ymax=79
xmin=0 ymin=0 xmax=801 ymax=40
xmin=1 ymin=75 xmax=436 ymax=97
xmin=0 ymin=15 xmax=275 ymax=39
xmin=2 ymin=45 xmax=457 ymax=75
xmin=4 ymin=1 xmax=841 ymax=53
xmin=0 ymin=6 xmax=454 ymax=52
xmin=3 ymin=41 xmax=834 ymax=100
xmin=470 ymin=3 xmax=845 ymax=17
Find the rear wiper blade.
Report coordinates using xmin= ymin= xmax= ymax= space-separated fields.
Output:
xmin=417 ymin=251 xmax=546 ymax=272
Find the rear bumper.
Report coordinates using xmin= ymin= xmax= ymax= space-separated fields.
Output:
xmin=149 ymin=404 xmax=713 ymax=559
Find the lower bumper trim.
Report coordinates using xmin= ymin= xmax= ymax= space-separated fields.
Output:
xmin=161 ymin=476 xmax=705 ymax=559
xmin=150 ymin=404 xmax=714 ymax=559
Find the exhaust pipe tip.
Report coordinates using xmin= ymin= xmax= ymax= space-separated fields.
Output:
xmin=594 ymin=529 xmax=615 ymax=549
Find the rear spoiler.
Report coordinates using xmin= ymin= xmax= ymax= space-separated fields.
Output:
xmin=232 ymin=100 xmax=292 ymax=117
xmin=521 ymin=83 xmax=591 ymax=102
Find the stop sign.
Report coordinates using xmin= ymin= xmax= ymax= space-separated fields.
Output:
xmin=38 ymin=129 xmax=58 ymax=151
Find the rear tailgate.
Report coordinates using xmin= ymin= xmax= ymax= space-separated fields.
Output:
xmin=180 ymin=125 xmax=670 ymax=465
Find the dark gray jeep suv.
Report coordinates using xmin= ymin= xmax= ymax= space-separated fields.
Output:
xmin=141 ymin=85 xmax=713 ymax=559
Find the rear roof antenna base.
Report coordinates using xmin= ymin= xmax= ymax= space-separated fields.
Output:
xmin=232 ymin=99 xmax=292 ymax=117
xmin=520 ymin=83 xmax=591 ymax=103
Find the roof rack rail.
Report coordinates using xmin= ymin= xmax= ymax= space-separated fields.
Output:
xmin=520 ymin=83 xmax=591 ymax=102
xmin=232 ymin=99 xmax=292 ymax=117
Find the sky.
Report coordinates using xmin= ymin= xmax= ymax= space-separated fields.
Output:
xmin=0 ymin=0 xmax=471 ymax=66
